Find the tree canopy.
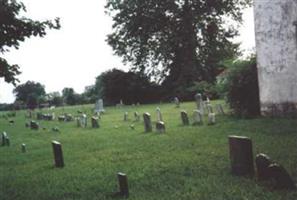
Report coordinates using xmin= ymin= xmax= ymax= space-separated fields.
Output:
xmin=106 ymin=0 xmax=251 ymax=90
xmin=0 ymin=0 xmax=60 ymax=85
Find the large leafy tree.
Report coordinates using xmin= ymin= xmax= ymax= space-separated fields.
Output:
xmin=106 ymin=0 xmax=250 ymax=90
xmin=13 ymin=81 xmax=46 ymax=109
xmin=0 ymin=0 xmax=60 ymax=85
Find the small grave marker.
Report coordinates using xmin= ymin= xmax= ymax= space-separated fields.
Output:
xmin=52 ymin=141 xmax=64 ymax=168
xmin=143 ymin=113 xmax=152 ymax=132
xmin=268 ymin=163 xmax=296 ymax=190
xmin=91 ymin=116 xmax=100 ymax=128
xmin=255 ymin=153 xmax=272 ymax=181
xmin=181 ymin=111 xmax=189 ymax=126
xmin=156 ymin=121 xmax=165 ymax=133
xmin=192 ymin=110 xmax=203 ymax=125
xmin=124 ymin=112 xmax=129 ymax=121
xmin=208 ymin=113 xmax=216 ymax=125
xmin=21 ymin=143 xmax=26 ymax=153
xmin=117 ymin=172 xmax=129 ymax=197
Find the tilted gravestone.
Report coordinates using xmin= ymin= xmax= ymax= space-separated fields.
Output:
xmin=208 ymin=113 xmax=216 ymax=125
xmin=268 ymin=163 xmax=296 ymax=190
xmin=255 ymin=153 xmax=272 ymax=181
xmin=91 ymin=116 xmax=99 ymax=128
xmin=174 ymin=97 xmax=180 ymax=108
xmin=117 ymin=172 xmax=129 ymax=197
xmin=194 ymin=93 xmax=204 ymax=114
xmin=192 ymin=110 xmax=203 ymax=125
xmin=30 ymin=121 xmax=39 ymax=130
xmin=156 ymin=121 xmax=165 ymax=133
xmin=134 ymin=111 xmax=140 ymax=122
xmin=52 ymin=141 xmax=64 ymax=168
xmin=143 ymin=112 xmax=152 ymax=132
xmin=156 ymin=107 xmax=163 ymax=122
xmin=180 ymin=111 xmax=189 ymax=126
xmin=228 ymin=135 xmax=254 ymax=176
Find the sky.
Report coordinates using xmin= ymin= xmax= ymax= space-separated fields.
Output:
xmin=0 ymin=1 xmax=255 ymax=103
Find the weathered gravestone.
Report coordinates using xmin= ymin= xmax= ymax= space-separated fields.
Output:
xmin=181 ymin=111 xmax=189 ymax=126
xmin=216 ymin=104 xmax=225 ymax=115
xmin=208 ymin=113 xmax=216 ymax=125
xmin=156 ymin=107 xmax=163 ymax=122
xmin=124 ymin=112 xmax=129 ymax=121
xmin=65 ymin=114 xmax=73 ymax=122
xmin=91 ymin=116 xmax=100 ymax=128
xmin=117 ymin=172 xmax=129 ymax=197
xmin=143 ymin=113 xmax=152 ymax=132
xmin=192 ymin=110 xmax=203 ymax=125
xmin=30 ymin=121 xmax=39 ymax=130
xmin=21 ymin=143 xmax=26 ymax=153
xmin=52 ymin=141 xmax=64 ymax=168
xmin=228 ymin=135 xmax=254 ymax=176
xmin=134 ymin=111 xmax=140 ymax=122
xmin=80 ymin=114 xmax=87 ymax=128
xmin=194 ymin=93 xmax=204 ymax=114
xmin=267 ymin=163 xmax=296 ymax=190
xmin=156 ymin=121 xmax=165 ymax=133
xmin=174 ymin=97 xmax=180 ymax=108
xmin=255 ymin=153 xmax=272 ymax=181
xmin=58 ymin=115 xmax=65 ymax=122
xmin=2 ymin=132 xmax=7 ymax=146
xmin=95 ymin=99 xmax=105 ymax=113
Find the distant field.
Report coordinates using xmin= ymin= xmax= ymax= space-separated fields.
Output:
xmin=0 ymin=101 xmax=297 ymax=200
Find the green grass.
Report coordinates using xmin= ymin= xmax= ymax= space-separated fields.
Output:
xmin=0 ymin=101 xmax=297 ymax=200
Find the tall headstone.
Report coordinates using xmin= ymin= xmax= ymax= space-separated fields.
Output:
xmin=124 ymin=112 xmax=128 ymax=121
xmin=180 ymin=111 xmax=189 ymax=126
xmin=174 ymin=97 xmax=180 ymax=108
xmin=254 ymin=0 xmax=297 ymax=116
xmin=52 ymin=141 xmax=64 ymax=168
xmin=228 ymin=136 xmax=254 ymax=176
xmin=194 ymin=93 xmax=204 ymax=114
xmin=143 ymin=112 xmax=152 ymax=132
xmin=156 ymin=107 xmax=163 ymax=122
xmin=117 ymin=172 xmax=129 ymax=197
xmin=80 ymin=114 xmax=87 ymax=128
xmin=95 ymin=99 xmax=105 ymax=113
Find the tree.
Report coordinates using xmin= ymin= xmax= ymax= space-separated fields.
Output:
xmin=13 ymin=81 xmax=46 ymax=109
xmin=0 ymin=0 xmax=60 ymax=85
xmin=47 ymin=92 xmax=63 ymax=107
xmin=106 ymin=0 xmax=250 ymax=90
xmin=62 ymin=87 xmax=80 ymax=105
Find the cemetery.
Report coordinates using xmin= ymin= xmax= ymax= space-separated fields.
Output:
xmin=0 ymin=100 xmax=297 ymax=200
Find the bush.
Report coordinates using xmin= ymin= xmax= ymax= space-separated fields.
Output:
xmin=224 ymin=56 xmax=260 ymax=117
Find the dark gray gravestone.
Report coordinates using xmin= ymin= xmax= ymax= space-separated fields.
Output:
xmin=52 ymin=141 xmax=64 ymax=168
xmin=143 ymin=113 xmax=152 ymax=132
xmin=30 ymin=121 xmax=39 ymax=130
xmin=228 ymin=135 xmax=254 ymax=176
xmin=156 ymin=121 xmax=165 ymax=133
xmin=181 ymin=111 xmax=189 ymax=126
xmin=117 ymin=172 xmax=129 ymax=197
xmin=268 ymin=163 xmax=296 ymax=190
xmin=21 ymin=143 xmax=26 ymax=153
xmin=91 ymin=116 xmax=99 ymax=128
xmin=255 ymin=153 xmax=272 ymax=181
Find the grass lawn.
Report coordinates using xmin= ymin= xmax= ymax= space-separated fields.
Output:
xmin=0 ymin=101 xmax=297 ymax=200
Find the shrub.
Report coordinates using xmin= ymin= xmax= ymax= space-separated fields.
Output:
xmin=224 ymin=56 xmax=260 ymax=117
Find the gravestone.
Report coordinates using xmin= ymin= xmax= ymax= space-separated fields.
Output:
xmin=58 ymin=115 xmax=65 ymax=122
xmin=216 ymin=104 xmax=225 ymax=115
xmin=21 ymin=143 xmax=26 ymax=153
xmin=228 ymin=135 xmax=254 ymax=176
xmin=52 ymin=141 xmax=64 ymax=168
xmin=117 ymin=172 xmax=129 ymax=197
xmin=268 ymin=163 xmax=296 ymax=190
xmin=134 ymin=111 xmax=140 ymax=122
xmin=174 ymin=97 xmax=180 ymax=108
xmin=95 ymin=99 xmax=105 ymax=113
xmin=65 ymin=114 xmax=73 ymax=122
xmin=156 ymin=121 xmax=165 ymax=133
xmin=2 ymin=132 xmax=7 ymax=146
xmin=181 ymin=111 xmax=189 ymax=126
xmin=208 ymin=113 xmax=216 ymax=125
xmin=30 ymin=121 xmax=39 ymax=130
xmin=91 ymin=116 xmax=100 ymax=128
xmin=255 ymin=153 xmax=272 ymax=181
xmin=156 ymin=107 xmax=163 ymax=122
xmin=192 ymin=110 xmax=203 ymax=125
xmin=143 ymin=112 xmax=152 ymax=132
xmin=206 ymin=104 xmax=213 ymax=114
xmin=124 ymin=112 xmax=128 ymax=121
xmin=194 ymin=93 xmax=204 ymax=114
xmin=80 ymin=114 xmax=87 ymax=128
xmin=76 ymin=117 xmax=81 ymax=127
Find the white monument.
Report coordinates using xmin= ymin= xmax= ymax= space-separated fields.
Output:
xmin=254 ymin=0 xmax=297 ymax=116
xmin=94 ymin=99 xmax=105 ymax=113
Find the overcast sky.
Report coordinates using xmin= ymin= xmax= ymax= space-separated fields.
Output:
xmin=0 ymin=1 xmax=255 ymax=103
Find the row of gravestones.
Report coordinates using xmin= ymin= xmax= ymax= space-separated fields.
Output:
xmin=229 ymin=135 xmax=296 ymax=190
